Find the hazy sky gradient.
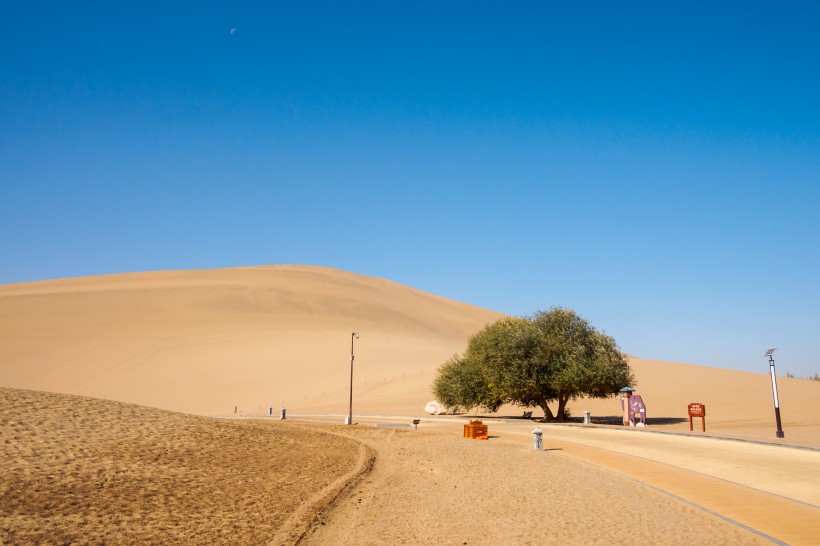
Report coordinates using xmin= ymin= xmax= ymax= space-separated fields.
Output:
xmin=2 ymin=2 xmax=819 ymax=375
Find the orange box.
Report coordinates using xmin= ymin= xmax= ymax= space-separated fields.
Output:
xmin=463 ymin=420 xmax=488 ymax=440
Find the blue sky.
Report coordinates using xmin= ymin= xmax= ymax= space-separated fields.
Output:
xmin=2 ymin=2 xmax=819 ymax=376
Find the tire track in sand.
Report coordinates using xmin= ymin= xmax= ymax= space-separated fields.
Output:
xmin=267 ymin=441 xmax=375 ymax=545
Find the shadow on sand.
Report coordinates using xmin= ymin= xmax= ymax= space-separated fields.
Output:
xmin=448 ymin=413 xmax=687 ymax=427
xmin=563 ymin=415 xmax=688 ymax=426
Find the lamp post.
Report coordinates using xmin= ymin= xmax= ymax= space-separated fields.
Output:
xmin=346 ymin=332 xmax=359 ymax=425
xmin=764 ymin=347 xmax=785 ymax=439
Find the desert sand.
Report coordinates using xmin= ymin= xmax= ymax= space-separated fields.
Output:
xmin=0 ymin=387 xmax=370 ymax=545
xmin=2 ymin=265 xmax=819 ymax=544
xmin=0 ymin=265 xmax=503 ymax=416
xmin=2 ymin=387 xmax=775 ymax=545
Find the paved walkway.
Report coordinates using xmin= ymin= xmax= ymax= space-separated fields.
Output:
xmin=437 ymin=418 xmax=820 ymax=545
xmin=299 ymin=414 xmax=820 ymax=545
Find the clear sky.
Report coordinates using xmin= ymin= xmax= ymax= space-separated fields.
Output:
xmin=2 ymin=2 xmax=819 ymax=376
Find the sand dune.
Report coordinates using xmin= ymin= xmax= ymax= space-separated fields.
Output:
xmin=0 ymin=265 xmax=502 ymax=416
xmin=1 ymin=265 xmax=819 ymax=446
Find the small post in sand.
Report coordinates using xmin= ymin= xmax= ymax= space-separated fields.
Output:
xmin=532 ymin=427 xmax=543 ymax=450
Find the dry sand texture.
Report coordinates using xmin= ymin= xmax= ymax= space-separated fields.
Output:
xmin=303 ymin=425 xmax=771 ymax=546
xmin=401 ymin=415 xmax=820 ymax=544
xmin=2 ymin=387 xmax=780 ymax=546
xmin=0 ymin=387 xmax=370 ymax=545
xmin=2 ymin=264 xmax=819 ymax=449
xmin=0 ymin=265 xmax=502 ymax=416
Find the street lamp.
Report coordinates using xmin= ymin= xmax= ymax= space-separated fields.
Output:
xmin=764 ymin=347 xmax=785 ymax=439
xmin=346 ymin=332 xmax=359 ymax=425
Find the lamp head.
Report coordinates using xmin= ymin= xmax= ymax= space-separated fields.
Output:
xmin=353 ymin=332 xmax=359 ymax=339
xmin=765 ymin=347 xmax=777 ymax=357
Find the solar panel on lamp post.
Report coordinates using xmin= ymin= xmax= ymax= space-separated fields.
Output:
xmin=764 ymin=347 xmax=785 ymax=439
xmin=346 ymin=333 xmax=359 ymax=425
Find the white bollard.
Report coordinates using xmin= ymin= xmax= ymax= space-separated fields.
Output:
xmin=583 ymin=410 xmax=591 ymax=424
xmin=532 ymin=427 xmax=543 ymax=450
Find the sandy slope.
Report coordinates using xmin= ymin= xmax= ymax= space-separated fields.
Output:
xmin=0 ymin=387 xmax=369 ymax=545
xmin=0 ymin=265 xmax=502 ymax=416
xmin=1 ymin=265 xmax=819 ymax=446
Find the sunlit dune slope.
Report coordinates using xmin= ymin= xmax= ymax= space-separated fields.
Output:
xmin=0 ymin=265 xmax=503 ymax=415
xmin=2 ymin=264 xmax=818 ymax=445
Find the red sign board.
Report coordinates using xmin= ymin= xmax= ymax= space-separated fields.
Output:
xmin=688 ymin=403 xmax=706 ymax=432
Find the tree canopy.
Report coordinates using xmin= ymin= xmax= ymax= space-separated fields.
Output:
xmin=432 ymin=307 xmax=634 ymax=421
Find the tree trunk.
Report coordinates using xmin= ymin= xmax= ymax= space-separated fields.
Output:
xmin=535 ymin=397 xmax=554 ymax=422
xmin=555 ymin=395 xmax=569 ymax=422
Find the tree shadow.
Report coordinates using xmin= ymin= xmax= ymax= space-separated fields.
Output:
xmin=645 ymin=417 xmax=688 ymax=426
xmin=562 ymin=415 xmax=688 ymax=426
xmin=446 ymin=413 xmax=687 ymax=427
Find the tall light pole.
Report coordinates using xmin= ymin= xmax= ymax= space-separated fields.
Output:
xmin=765 ymin=347 xmax=785 ymax=439
xmin=346 ymin=332 xmax=359 ymax=425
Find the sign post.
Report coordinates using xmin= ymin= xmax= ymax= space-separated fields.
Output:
xmin=688 ymin=403 xmax=706 ymax=432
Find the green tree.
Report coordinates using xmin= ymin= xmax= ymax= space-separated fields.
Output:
xmin=531 ymin=308 xmax=634 ymax=420
xmin=433 ymin=308 xmax=634 ymax=421
xmin=465 ymin=316 xmax=559 ymax=420
xmin=432 ymin=353 xmax=502 ymax=413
